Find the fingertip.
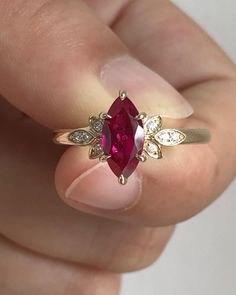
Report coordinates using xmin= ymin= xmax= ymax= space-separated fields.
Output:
xmin=55 ymin=147 xmax=142 ymax=213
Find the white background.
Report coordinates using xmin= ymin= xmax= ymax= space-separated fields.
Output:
xmin=122 ymin=1 xmax=236 ymax=294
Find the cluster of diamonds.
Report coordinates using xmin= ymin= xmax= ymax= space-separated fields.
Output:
xmin=143 ymin=116 xmax=186 ymax=159
xmin=68 ymin=113 xmax=186 ymax=161
xmin=69 ymin=116 xmax=104 ymax=159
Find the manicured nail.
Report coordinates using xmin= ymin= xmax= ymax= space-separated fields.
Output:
xmin=101 ymin=56 xmax=193 ymax=118
xmin=65 ymin=163 xmax=142 ymax=210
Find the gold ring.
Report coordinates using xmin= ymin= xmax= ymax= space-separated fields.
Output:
xmin=53 ymin=90 xmax=211 ymax=184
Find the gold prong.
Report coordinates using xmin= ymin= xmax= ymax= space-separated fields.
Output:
xmin=119 ymin=90 xmax=127 ymax=100
xmin=136 ymin=154 xmax=147 ymax=162
xmin=118 ymin=174 xmax=127 ymax=185
xmin=99 ymin=154 xmax=111 ymax=162
xmin=135 ymin=112 xmax=147 ymax=122
xmin=99 ymin=112 xmax=112 ymax=120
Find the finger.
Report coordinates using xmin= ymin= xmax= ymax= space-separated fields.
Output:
xmin=56 ymin=1 xmax=236 ymax=226
xmin=0 ymin=0 xmax=191 ymax=129
xmin=111 ymin=0 xmax=236 ymax=223
xmin=111 ymin=0 xmax=236 ymax=87
xmin=0 ymin=99 xmax=174 ymax=272
xmin=83 ymin=0 xmax=130 ymax=25
xmin=0 ymin=235 xmax=120 ymax=295
xmin=0 ymin=0 xmax=194 ymax=224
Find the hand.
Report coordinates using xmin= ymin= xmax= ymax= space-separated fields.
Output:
xmin=0 ymin=1 xmax=236 ymax=294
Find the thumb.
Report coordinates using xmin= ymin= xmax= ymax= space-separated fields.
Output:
xmin=0 ymin=0 xmax=192 ymax=129
xmin=0 ymin=0 xmax=193 ymax=214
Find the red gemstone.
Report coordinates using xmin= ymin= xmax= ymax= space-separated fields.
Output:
xmin=102 ymin=96 xmax=144 ymax=178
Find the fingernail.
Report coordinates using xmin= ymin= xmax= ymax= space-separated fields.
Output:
xmin=101 ymin=56 xmax=193 ymax=119
xmin=65 ymin=163 xmax=142 ymax=210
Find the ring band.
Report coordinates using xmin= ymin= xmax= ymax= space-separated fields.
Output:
xmin=54 ymin=128 xmax=210 ymax=145
xmin=53 ymin=90 xmax=211 ymax=184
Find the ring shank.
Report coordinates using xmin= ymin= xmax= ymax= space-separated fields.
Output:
xmin=179 ymin=129 xmax=211 ymax=144
xmin=53 ymin=128 xmax=211 ymax=145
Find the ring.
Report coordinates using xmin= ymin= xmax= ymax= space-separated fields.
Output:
xmin=53 ymin=90 xmax=211 ymax=184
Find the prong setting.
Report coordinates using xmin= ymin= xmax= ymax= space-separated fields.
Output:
xmin=118 ymin=174 xmax=127 ymax=185
xmin=99 ymin=154 xmax=111 ymax=162
xmin=54 ymin=87 xmax=211 ymax=185
xmin=119 ymin=90 xmax=127 ymax=100
xmin=135 ymin=112 xmax=147 ymax=122
xmin=136 ymin=153 xmax=147 ymax=162
xmin=99 ymin=112 xmax=112 ymax=120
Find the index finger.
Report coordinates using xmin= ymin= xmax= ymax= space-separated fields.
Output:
xmin=57 ymin=0 xmax=236 ymax=226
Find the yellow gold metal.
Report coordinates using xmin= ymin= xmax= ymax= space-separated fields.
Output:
xmin=144 ymin=141 xmax=163 ymax=159
xmin=155 ymin=129 xmax=186 ymax=146
xmin=89 ymin=140 xmax=103 ymax=159
xmin=136 ymin=154 xmax=147 ymax=162
xmin=53 ymin=127 xmax=96 ymax=146
xmin=53 ymin=90 xmax=211 ymax=185
xmin=119 ymin=90 xmax=127 ymax=100
xmin=179 ymin=129 xmax=211 ymax=144
xmin=99 ymin=154 xmax=111 ymax=162
xmin=135 ymin=112 xmax=147 ymax=121
xmin=54 ymin=128 xmax=210 ymax=146
xmin=99 ymin=112 xmax=112 ymax=120
xmin=118 ymin=174 xmax=127 ymax=185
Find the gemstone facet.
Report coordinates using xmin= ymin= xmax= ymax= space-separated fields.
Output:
xmin=102 ymin=96 xmax=144 ymax=178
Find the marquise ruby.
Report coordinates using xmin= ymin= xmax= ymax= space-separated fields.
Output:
xmin=102 ymin=96 xmax=144 ymax=179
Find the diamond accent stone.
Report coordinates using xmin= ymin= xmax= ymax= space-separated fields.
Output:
xmin=144 ymin=141 xmax=162 ymax=159
xmin=145 ymin=116 xmax=162 ymax=134
xmin=89 ymin=141 xmax=103 ymax=159
xmin=90 ymin=117 xmax=103 ymax=133
xmin=94 ymin=143 xmax=103 ymax=153
xmin=155 ymin=129 xmax=186 ymax=146
xmin=69 ymin=130 xmax=94 ymax=145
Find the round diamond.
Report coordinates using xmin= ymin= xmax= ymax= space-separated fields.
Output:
xmin=89 ymin=141 xmax=103 ymax=159
xmin=171 ymin=131 xmax=181 ymax=143
xmin=156 ymin=129 xmax=185 ymax=146
xmin=94 ymin=143 xmax=102 ymax=152
xmin=92 ymin=120 xmax=103 ymax=133
xmin=145 ymin=116 xmax=161 ymax=134
xmin=70 ymin=130 xmax=93 ymax=144
xmin=147 ymin=142 xmax=158 ymax=154
xmin=147 ymin=120 xmax=158 ymax=132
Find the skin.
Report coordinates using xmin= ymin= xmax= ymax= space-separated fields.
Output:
xmin=0 ymin=0 xmax=236 ymax=294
